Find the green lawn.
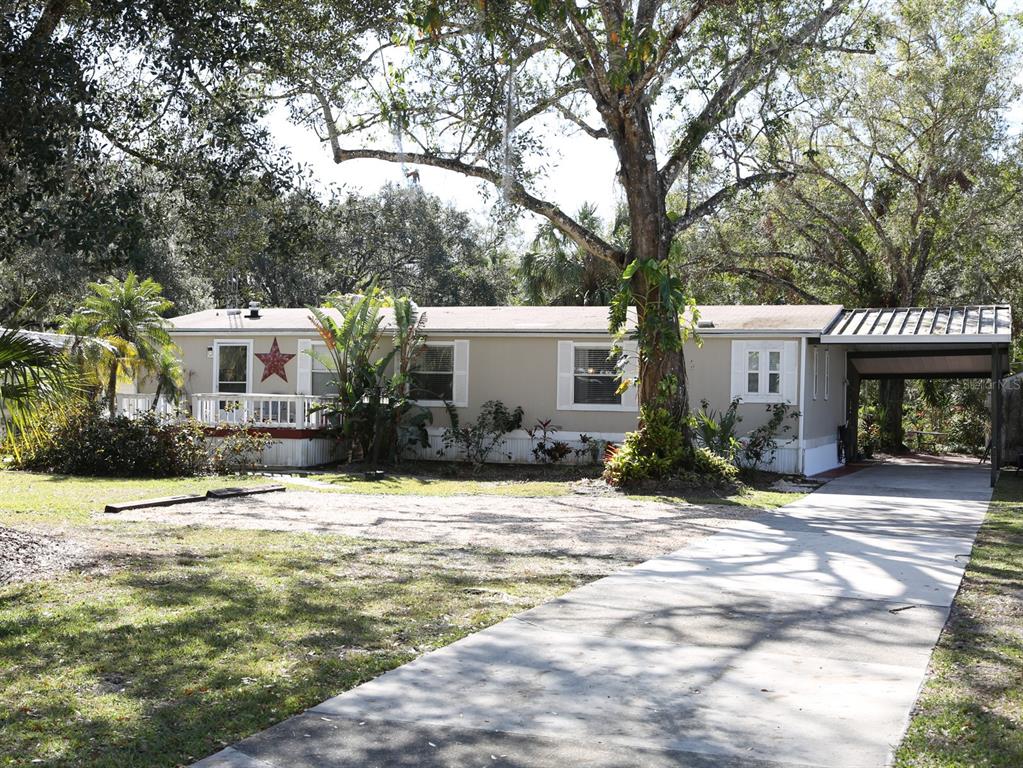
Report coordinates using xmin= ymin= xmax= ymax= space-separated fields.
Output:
xmin=895 ymin=470 xmax=1023 ymax=767
xmin=627 ymin=487 xmax=805 ymax=510
xmin=300 ymin=471 xmax=571 ymax=498
xmin=0 ymin=471 xmax=593 ymax=768
xmin=297 ymin=469 xmax=802 ymax=509
xmin=0 ymin=471 xmax=270 ymax=524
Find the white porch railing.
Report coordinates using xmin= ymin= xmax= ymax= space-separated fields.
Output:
xmin=190 ymin=393 xmax=332 ymax=429
xmin=117 ymin=393 xmax=333 ymax=429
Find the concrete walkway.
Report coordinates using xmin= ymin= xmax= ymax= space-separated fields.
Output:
xmin=195 ymin=463 xmax=992 ymax=768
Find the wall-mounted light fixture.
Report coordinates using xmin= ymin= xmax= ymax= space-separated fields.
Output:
xmin=207 ymin=346 xmax=214 ymax=359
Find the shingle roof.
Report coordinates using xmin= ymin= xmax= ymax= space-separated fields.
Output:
xmin=822 ymin=306 xmax=1012 ymax=343
xmin=168 ymin=304 xmax=845 ymax=335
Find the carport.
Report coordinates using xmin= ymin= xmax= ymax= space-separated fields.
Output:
xmin=821 ymin=305 xmax=1013 ymax=485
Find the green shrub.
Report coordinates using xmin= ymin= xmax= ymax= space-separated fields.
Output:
xmin=211 ymin=425 xmax=277 ymax=473
xmin=13 ymin=401 xmax=213 ymax=477
xmin=603 ymin=406 xmax=738 ymax=489
xmin=442 ymin=399 xmax=524 ymax=470
xmin=694 ymin=398 xmax=742 ymax=462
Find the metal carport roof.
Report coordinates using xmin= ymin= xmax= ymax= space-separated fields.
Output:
xmin=821 ymin=305 xmax=1012 ymax=379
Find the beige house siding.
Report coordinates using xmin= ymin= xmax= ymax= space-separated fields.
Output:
xmin=800 ymin=343 xmax=847 ymax=475
xmin=152 ymin=327 xmax=833 ymax=473
xmin=685 ymin=336 xmax=802 ymax=435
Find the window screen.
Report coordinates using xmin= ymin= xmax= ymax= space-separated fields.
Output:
xmin=410 ymin=345 xmax=454 ymax=401
xmin=573 ymin=347 xmax=621 ymax=405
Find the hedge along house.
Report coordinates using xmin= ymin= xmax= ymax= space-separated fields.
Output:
xmin=127 ymin=303 xmax=1013 ymax=478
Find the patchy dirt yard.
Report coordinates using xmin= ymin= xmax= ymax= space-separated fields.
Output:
xmin=116 ymin=490 xmax=760 ymax=562
xmin=0 ymin=525 xmax=89 ymax=585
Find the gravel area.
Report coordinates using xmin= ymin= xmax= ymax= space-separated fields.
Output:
xmin=0 ymin=525 xmax=89 ymax=585
xmin=116 ymin=491 xmax=761 ymax=561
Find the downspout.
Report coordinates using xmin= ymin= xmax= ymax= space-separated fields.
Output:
xmin=798 ymin=337 xmax=807 ymax=475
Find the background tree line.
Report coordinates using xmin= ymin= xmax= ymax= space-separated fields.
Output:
xmin=4 ymin=0 xmax=1022 ymax=459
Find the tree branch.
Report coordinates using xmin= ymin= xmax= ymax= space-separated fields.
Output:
xmin=328 ymin=146 xmax=626 ymax=267
xmin=659 ymin=1 xmax=848 ymax=192
xmin=671 ymin=171 xmax=790 ymax=235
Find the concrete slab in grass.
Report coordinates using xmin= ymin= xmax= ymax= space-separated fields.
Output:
xmin=628 ymin=523 xmax=975 ymax=605
xmin=192 ymin=747 xmax=275 ymax=767
xmin=206 ymin=484 xmax=285 ymax=499
xmin=309 ymin=618 xmax=919 ymax=767
xmin=516 ymin=579 xmax=950 ymax=668
xmin=104 ymin=494 xmax=206 ymax=514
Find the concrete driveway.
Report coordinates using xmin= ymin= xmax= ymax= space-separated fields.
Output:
xmin=195 ymin=463 xmax=991 ymax=768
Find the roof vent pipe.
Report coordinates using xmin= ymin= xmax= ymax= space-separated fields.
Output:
xmin=248 ymin=301 xmax=261 ymax=319
xmin=697 ymin=320 xmax=715 ymax=329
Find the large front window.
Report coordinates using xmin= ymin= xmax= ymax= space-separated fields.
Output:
xmin=573 ymin=347 xmax=621 ymax=405
xmin=410 ymin=344 xmax=454 ymax=402
xmin=216 ymin=343 xmax=249 ymax=393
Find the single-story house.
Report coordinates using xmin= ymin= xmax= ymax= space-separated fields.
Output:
xmin=127 ymin=303 xmax=1014 ymax=478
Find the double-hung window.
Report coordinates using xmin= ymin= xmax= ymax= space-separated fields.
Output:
xmin=557 ymin=340 xmax=638 ymax=412
xmin=309 ymin=344 xmax=338 ymax=396
xmin=573 ymin=346 xmax=621 ymax=406
xmin=409 ymin=344 xmax=455 ymax=402
xmin=746 ymin=348 xmax=781 ymax=397
xmin=731 ymin=341 xmax=796 ymax=404
xmin=297 ymin=339 xmax=468 ymax=406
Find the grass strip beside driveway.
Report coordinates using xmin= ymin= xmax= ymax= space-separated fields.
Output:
xmin=895 ymin=471 xmax=1023 ymax=767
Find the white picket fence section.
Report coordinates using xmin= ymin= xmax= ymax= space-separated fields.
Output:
xmin=117 ymin=394 xmax=181 ymax=419
xmin=404 ymin=427 xmax=618 ymax=465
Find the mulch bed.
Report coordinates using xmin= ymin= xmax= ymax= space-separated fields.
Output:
xmin=0 ymin=525 xmax=88 ymax=585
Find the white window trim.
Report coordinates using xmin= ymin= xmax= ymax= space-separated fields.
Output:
xmin=411 ymin=341 xmax=469 ymax=408
xmin=557 ymin=340 xmax=638 ymax=413
xmin=812 ymin=348 xmax=819 ymax=400
xmin=730 ymin=340 xmax=797 ymax=404
xmin=824 ymin=349 xmax=831 ymax=401
xmin=212 ymin=339 xmax=253 ymax=394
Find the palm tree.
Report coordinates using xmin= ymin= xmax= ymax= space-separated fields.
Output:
xmin=65 ymin=273 xmax=173 ymax=416
xmin=519 ymin=202 xmax=620 ymax=306
xmin=0 ymin=329 xmax=81 ymax=459
xmin=151 ymin=345 xmax=185 ymax=408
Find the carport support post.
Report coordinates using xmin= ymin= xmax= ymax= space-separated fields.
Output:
xmin=992 ymin=345 xmax=1002 ymax=487
xmin=846 ymin=366 xmax=861 ymax=461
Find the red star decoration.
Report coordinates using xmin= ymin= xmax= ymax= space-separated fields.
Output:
xmin=255 ymin=337 xmax=296 ymax=382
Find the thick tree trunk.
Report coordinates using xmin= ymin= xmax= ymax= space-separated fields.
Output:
xmin=617 ymin=110 xmax=690 ymax=430
xmin=878 ymin=378 xmax=906 ymax=452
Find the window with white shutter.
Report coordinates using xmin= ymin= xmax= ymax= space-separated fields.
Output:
xmin=730 ymin=340 xmax=798 ymax=404
xmin=556 ymin=341 xmax=637 ymax=412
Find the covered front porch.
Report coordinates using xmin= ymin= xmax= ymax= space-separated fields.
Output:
xmin=822 ymin=305 xmax=1013 ymax=485
xmin=117 ymin=393 xmax=338 ymax=467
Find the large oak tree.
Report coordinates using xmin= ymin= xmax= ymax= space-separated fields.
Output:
xmin=267 ymin=0 xmax=860 ymax=423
